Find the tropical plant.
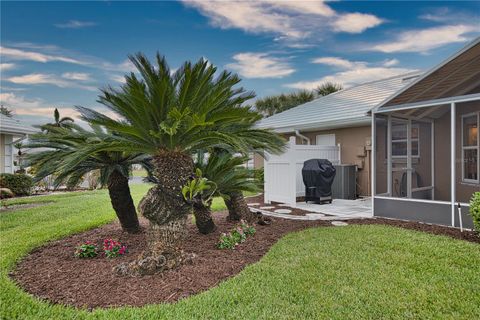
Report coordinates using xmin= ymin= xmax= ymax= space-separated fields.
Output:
xmin=40 ymin=108 xmax=74 ymax=132
xmin=25 ymin=124 xmax=150 ymax=233
xmin=76 ymin=53 xmax=285 ymax=275
xmin=254 ymin=90 xmax=315 ymax=117
xmin=315 ymin=82 xmax=343 ymax=97
xmin=196 ymin=150 xmax=260 ymax=226
xmin=182 ymin=168 xmax=217 ymax=234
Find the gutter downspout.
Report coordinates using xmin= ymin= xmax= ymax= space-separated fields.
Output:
xmin=294 ymin=130 xmax=310 ymax=145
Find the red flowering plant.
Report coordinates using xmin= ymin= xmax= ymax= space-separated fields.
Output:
xmin=74 ymin=241 xmax=98 ymax=258
xmin=103 ymin=239 xmax=127 ymax=258
xmin=218 ymin=220 xmax=256 ymax=250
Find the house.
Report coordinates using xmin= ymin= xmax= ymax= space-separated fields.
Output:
xmin=0 ymin=114 xmax=37 ymax=174
xmin=372 ymin=37 xmax=480 ymax=229
xmin=255 ymin=71 xmax=422 ymax=204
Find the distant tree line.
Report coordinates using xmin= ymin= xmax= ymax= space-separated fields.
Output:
xmin=254 ymin=81 xmax=343 ymax=117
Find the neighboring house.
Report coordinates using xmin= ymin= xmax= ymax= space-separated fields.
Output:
xmin=372 ymin=37 xmax=480 ymax=229
xmin=0 ymin=114 xmax=37 ymax=174
xmin=255 ymin=72 xmax=422 ymax=200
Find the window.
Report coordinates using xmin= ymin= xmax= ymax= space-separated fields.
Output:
xmin=391 ymin=123 xmax=419 ymax=158
xmin=316 ymin=134 xmax=335 ymax=146
xmin=462 ymin=112 xmax=479 ymax=183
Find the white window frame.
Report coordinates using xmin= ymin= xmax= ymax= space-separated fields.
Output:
xmin=315 ymin=134 xmax=336 ymax=146
xmin=391 ymin=123 xmax=420 ymax=159
xmin=461 ymin=112 xmax=480 ymax=184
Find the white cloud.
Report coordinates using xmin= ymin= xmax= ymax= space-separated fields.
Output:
xmin=182 ymin=1 xmax=384 ymax=44
xmin=332 ymin=13 xmax=383 ymax=34
xmin=286 ymin=57 xmax=415 ymax=89
xmin=54 ymin=20 xmax=97 ymax=29
xmin=311 ymin=57 xmax=365 ymax=69
xmin=383 ymin=58 xmax=399 ymax=67
xmin=62 ymin=72 xmax=91 ymax=81
xmin=286 ymin=67 xmax=415 ymax=90
xmin=370 ymin=24 xmax=477 ymax=53
xmin=0 ymin=92 xmax=43 ymax=109
xmin=226 ymin=52 xmax=295 ymax=78
xmin=110 ymin=74 xmax=126 ymax=83
xmin=0 ymin=46 xmax=84 ymax=64
xmin=0 ymin=63 xmax=16 ymax=71
xmin=6 ymin=73 xmax=97 ymax=91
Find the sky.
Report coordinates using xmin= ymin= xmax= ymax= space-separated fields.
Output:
xmin=1 ymin=1 xmax=479 ymax=127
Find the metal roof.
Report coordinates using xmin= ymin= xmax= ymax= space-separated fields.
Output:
xmin=0 ymin=114 xmax=37 ymax=135
xmin=256 ymin=72 xmax=422 ymax=133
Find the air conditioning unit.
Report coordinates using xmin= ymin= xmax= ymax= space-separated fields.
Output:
xmin=332 ymin=164 xmax=357 ymax=200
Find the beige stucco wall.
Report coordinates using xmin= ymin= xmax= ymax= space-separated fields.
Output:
xmin=256 ymin=126 xmax=371 ymax=196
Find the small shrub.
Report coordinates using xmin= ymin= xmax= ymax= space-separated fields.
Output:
xmin=74 ymin=241 xmax=98 ymax=258
xmin=0 ymin=173 xmax=33 ymax=196
xmin=470 ymin=192 xmax=480 ymax=235
xmin=218 ymin=220 xmax=256 ymax=250
xmin=253 ymin=168 xmax=264 ymax=186
xmin=103 ymin=239 xmax=127 ymax=258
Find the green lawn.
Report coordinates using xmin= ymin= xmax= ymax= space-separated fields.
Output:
xmin=1 ymin=185 xmax=479 ymax=319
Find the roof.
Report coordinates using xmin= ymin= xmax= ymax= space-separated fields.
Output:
xmin=0 ymin=114 xmax=37 ymax=135
xmin=256 ymin=72 xmax=422 ymax=133
xmin=377 ymin=37 xmax=480 ymax=111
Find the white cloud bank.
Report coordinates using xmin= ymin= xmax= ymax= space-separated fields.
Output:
xmin=182 ymin=0 xmax=384 ymax=45
xmin=226 ymin=52 xmax=295 ymax=78
xmin=286 ymin=56 xmax=416 ymax=89
xmin=6 ymin=73 xmax=97 ymax=91
xmin=0 ymin=46 xmax=84 ymax=64
xmin=370 ymin=24 xmax=478 ymax=53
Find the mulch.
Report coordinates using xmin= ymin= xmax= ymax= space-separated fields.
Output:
xmin=10 ymin=212 xmax=479 ymax=310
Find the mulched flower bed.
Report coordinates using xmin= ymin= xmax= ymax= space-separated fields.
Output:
xmin=246 ymin=194 xmax=308 ymax=216
xmin=10 ymin=213 xmax=478 ymax=310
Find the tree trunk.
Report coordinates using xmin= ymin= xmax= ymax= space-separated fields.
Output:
xmin=193 ymin=203 xmax=216 ymax=234
xmin=107 ymin=169 xmax=140 ymax=234
xmin=114 ymin=151 xmax=195 ymax=276
xmin=224 ymin=191 xmax=256 ymax=223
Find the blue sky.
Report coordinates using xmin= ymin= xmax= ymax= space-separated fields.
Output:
xmin=1 ymin=1 xmax=479 ymax=126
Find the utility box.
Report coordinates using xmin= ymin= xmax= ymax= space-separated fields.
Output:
xmin=332 ymin=164 xmax=357 ymax=200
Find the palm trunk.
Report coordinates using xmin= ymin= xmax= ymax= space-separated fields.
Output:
xmin=107 ymin=170 xmax=140 ymax=233
xmin=115 ymin=150 xmax=194 ymax=276
xmin=224 ymin=191 xmax=256 ymax=223
xmin=193 ymin=203 xmax=216 ymax=234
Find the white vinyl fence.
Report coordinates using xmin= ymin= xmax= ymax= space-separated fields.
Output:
xmin=264 ymin=136 xmax=340 ymax=206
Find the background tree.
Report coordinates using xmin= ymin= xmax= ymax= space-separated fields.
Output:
xmin=254 ymin=90 xmax=315 ymax=117
xmin=0 ymin=105 xmax=13 ymax=117
xmin=315 ymin=82 xmax=343 ymax=97
xmin=78 ymin=53 xmax=285 ymax=275
xmin=26 ymin=124 xmax=149 ymax=233
xmin=40 ymin=108 xmax=74 ymax=131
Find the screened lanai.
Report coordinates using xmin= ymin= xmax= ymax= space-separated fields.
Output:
xmin=371 ymin=38 xmax=480 ymax=229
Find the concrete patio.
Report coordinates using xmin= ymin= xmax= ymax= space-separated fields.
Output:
xmin=295 ymin=198 xmax=372 ymax=218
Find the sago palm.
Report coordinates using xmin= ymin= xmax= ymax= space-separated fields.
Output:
xmin=76 ymin=53 xmax=285 ymax=275
xmin=195 ymin=150 xmax=260 ymax=233
xmin=26 ymin=125 xmax=150 ymax=233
